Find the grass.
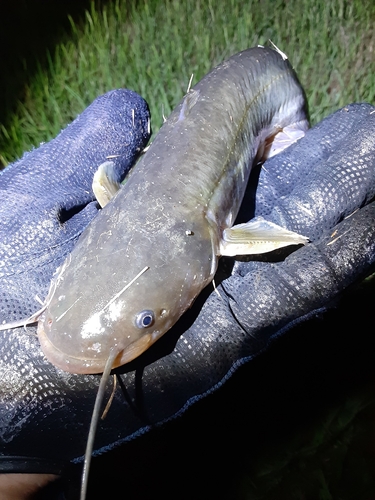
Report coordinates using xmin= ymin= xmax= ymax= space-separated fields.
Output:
xmin=1 ymin=0 xmax=375 ymax=167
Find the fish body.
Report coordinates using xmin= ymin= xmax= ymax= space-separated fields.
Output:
xmin=37 ymin=46 xmax=309 ymax=374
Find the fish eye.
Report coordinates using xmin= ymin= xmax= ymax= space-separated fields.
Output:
xmin=135 ymin=310 xmax=155 ymax=329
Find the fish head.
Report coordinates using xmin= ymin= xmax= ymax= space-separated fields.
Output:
xmin=37 ymin=209 xmax=216 ymax=374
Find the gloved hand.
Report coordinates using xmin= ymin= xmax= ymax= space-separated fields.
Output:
xmin=0 ymin=92 xmax=374 ymax=494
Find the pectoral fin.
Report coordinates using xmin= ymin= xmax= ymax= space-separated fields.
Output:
xmin=220 ymin=217 xmax=308 ymax=256
xmin=92 ymin=161 xmax=122 ymax=208
xmin=268 ymin=122 xmax=308 ymax=158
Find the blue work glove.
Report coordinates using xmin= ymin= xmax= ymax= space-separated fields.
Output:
xmin=0 ymin=92 xmax=374 ymax=493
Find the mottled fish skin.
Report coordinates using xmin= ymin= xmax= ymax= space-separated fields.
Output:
xmin=37 ymin=46 xmax=309 ymax=374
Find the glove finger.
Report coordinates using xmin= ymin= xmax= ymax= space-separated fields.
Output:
xmin=0 ymin=89 xmax=151 ymax=319
xmin=251 ymin=103 xmax=375 ymax=241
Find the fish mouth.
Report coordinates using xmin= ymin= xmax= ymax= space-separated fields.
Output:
xmin=113 ymin=333 xmax=155 ymax=367
xmin=37 ymin=321 xmax=155 ymax=374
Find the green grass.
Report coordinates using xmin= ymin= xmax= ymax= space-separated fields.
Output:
xmin=1 ymin=0 xmax=375 ymax=167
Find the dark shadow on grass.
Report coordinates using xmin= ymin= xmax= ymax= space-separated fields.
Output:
xmin=0 ymin=0 xmax=147 ymax=160
xmin=0 ymin=0 xmax=90 ymax=122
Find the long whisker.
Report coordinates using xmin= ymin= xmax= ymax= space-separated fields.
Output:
xmin=80 ymin=347 xmax=119 ymax=500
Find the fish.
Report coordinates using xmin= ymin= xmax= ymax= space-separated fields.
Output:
xmin=0 ymin=45 xmax=310 ymax=500
xmin=34 ymin=45 xmax=309 ymax=375
xmin=0 ymin=45 xmax=309 ymax=371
